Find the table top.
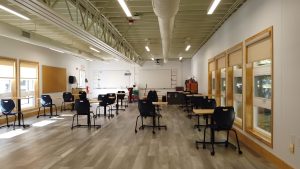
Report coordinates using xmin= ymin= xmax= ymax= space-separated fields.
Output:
xmin=152 ymin=102 xmax=168 ymax=105
xmin=193 ymin=109 xmax=214 ymax=115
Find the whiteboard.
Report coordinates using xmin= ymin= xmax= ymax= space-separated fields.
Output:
xmin=95 ymin=70 xmax=130 ymax=89
xmin=139 ymin=69 xmax=171 ymax=89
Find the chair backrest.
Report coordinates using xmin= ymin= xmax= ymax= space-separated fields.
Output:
xmin=1 ymin=99 xmax=15 ymax=113
xmin=147 ymin=90 xmax=158 ymax=102
xmin=63 ymin=92 xmax=74 ymax=102
xmin=41 ymin=95 xmax=52 ymax=106
xmin=107 ymin=93 xmax=116 ymax=104
xmin=191 ymin=96 xmax=207 ymax=108
xmin=74 ymin=99 xmax=90 ymax=115
xmin=201 ymin=98 xmax=216 ymax=109
xmin=79 ymin=91 xmax=87 ymax=100
xmin=98 ymin=94 xmax=108 ymax=106
xmin=117 ymin=91 xmax=125 ymax=99
xmin=213 ymin=106 xmax=235 ymax=130
xmin=138 ymin=99 xmax=155 ymax=117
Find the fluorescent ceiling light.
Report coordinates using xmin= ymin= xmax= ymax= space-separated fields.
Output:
xmin=114 ymin=58 xmax=119 ymax=61
xmin=207 ymin=0 xmax=221 ymax=15
xmin=49 ymin=48 xmax=64 ymax=53
xmin=185 ymin=45 xmax=191 ymax=51
xmin=151 ymin=58 xmax=154 ymax=61
xmin=145 ymin=46 xmax=150 ymax=52
xmin=0 ymin=129 xmax=28 ymax=139
xmin=89 ymin=46 xmax=100 ymax=53
xmin=32 ymin=120 xmax=56 ymax=127
xmin=86 ymin=58 xmax=93 ymax=62
xmin=0 ymin=5 xmax=30 ymax=20
xmin=179 ymin=57 xmax=183 ymax=61
xmin=117 ymin=0 xmax=132 ymax=17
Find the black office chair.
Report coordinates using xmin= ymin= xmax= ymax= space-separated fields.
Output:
xmin=192 ymin=96 xmax=209 ymax=130
xmin=61 ymin=92 xmax=74 ymax=112
xmin=107 ymin=93 xmax=116 ymax=117
xmin=37 ymin=95 xmax=58 ymax=118
xmin=79 ymin=91 xmax=87 ymax=100
xmin=96 ymin=94 xmax=109 ymax=117
xmin=0 ymin=99 xmax=22 ymax=129
xmin=117 ymin=91 xmax=128 ymax=108
xmin=135 ymin=99 xmax=157 ymax=134
xmin=71 ymin=99 xmax=100 ymax=129
xmin=203 ymin=106 xmax=242 ymax=156
xmin=147 ymin=90 xmax=158 ymax=102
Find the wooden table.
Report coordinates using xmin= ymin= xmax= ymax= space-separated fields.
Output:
xmin=193 ymin=108 xmax=217 ymax=151
xmin=152 ymin=101 xmax=167 ymax=130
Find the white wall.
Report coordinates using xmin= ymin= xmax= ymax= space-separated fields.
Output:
xmin=0 ymin=35 xmax=88 ymax=105
xmin=87 ymin=59 xmax=192 ymax=98
xmin=191 ymin=0 xmax=300 ymax=167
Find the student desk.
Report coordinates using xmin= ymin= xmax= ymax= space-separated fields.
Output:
xmin=193 ymin=108 xmax=215 ymax=149
xmin=152 ymin=101 xmax=168 ymax=130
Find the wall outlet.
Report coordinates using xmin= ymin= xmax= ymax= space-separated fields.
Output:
xmin=289 ymin=143 xmax=295 ymax=154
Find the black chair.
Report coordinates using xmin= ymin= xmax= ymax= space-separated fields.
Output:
xmin=192 ymin=96 xmax=209 ymax=130
xmin=61 ymin=92 xmax=74 ymax=112
xmin=37 ymin=95 xmax=58 ymax=118
xmin=203 ymin=106 xmax=242 ymax=156
xmin=79 ymin=91 xmax=87 ymax=100
xmin=147 ymin=90 xmax=158 ymax=102
xmin=135 ymin=99 xmax=157 ymax=134
xmin=107 ymin=93 xmax=116 ymax=117
xmin=71 ymin=99 xmax=100 ymax=129
xmin=0 ymin=99 xmax=22 ymax=129
xmin=117 ymin=91 xmax=128 ymax=108
xmin=96 ymin=94 xmax=110 ymax=117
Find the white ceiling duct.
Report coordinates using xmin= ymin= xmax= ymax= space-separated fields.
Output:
xmin=152 ymin=0 xmax=180 ymax=63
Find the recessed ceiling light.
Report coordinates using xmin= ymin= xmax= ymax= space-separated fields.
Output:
xmin=185 ymin=45 xmax=191 ymax=51
xmin=145 ymin=46 xmax=150 ymax=52
xmin=114 ymin=58 xmax=119 ymax=61
xmin=89 ymin=46 xmax=100 ymax=53
xmin=179 ymin=57 xmax=183 ymax=61
xmin=151 ymin=58 xmax=154 ymax=61
xmin=0 ymin=5 xmax=30 ymax=20
xmin=207 ymin=0 xmax=221 ymax=15
xmin=86 ymin=58 xmax=93 ymax=62
xmin=117 ymin=0 xmax=132 ymax=17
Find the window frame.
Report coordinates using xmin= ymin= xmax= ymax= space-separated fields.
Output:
xmin=19 ymin=60 xmax=39 ymax=110
xmin=0 ymin=57 xmax=17 ymax=102
xmin=245 ymin=27 xmax=273 ymax=147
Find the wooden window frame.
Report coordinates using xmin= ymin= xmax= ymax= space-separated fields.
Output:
xmin=245 ymin=27 xmax=273 ymax=147
xmin=215 ymin=52 xmax=226 ymax=106
xmin=226 ymin=43 xmax=243 ymax=129
xmin=0 ymin=56 xmax=17 ymax=103
xmin=19 ymin=60 xmax=40 ymax=111
xmin=208 ymin=58 xmax=216 ymax=98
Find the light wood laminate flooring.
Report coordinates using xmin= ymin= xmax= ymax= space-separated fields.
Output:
xmin=0 ymin=104 xmax=277 ymax=169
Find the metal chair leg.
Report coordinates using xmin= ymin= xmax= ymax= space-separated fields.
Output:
xmin=22 ymin=114 xmax=25 ymax=128
xmin=5 ymin=115 xmax=9 ymax=127
xmin=135 ymin=115 xmax=140 ymax=133
xmin=37 ymin=107 xmax=41 ymax=118
xmin=71 ymin=114 xmax=76 ymax=129
xmin=203 ymin=126 xmax=207 ymax=149
xmin=233 ymin=129 xmax=243 ymax=154
xmin=225 ymin=130 xmax=229 ymax=147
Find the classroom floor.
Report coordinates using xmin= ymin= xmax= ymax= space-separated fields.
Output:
xmin=0 ymin=103 xmax=277 ymax=169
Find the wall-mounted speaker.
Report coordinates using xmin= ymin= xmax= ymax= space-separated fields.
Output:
xmin=68 ymin=76 xmax=76 ymax=84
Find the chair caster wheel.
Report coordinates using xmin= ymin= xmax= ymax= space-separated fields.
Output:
xmin=152 ymin=131 xmax=155 ymax=134
xmin=211 ymin=152 xmax=215 ymax=156
xmin=238 ymin=150 xmax=243 ymax=154
xmin=135 ymin=130 xmax=137 ymax=133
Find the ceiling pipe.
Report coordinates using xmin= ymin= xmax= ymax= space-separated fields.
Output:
xmin=152 ymin=0 xmax=180 ymax=63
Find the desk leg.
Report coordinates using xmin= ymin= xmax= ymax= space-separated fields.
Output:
xmin=210 ymin=116 xmax=215 ymax=155
xmin=116 ymin=98 xmax=119 ymax=115
xmin=17 ymin=99 xmax=21 ymax=126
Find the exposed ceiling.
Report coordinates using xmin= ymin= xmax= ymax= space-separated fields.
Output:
xmin=90 ymin=0 xmax=246 ymax=60
xmin=0 ymin=0 xmax=246 ymax=63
